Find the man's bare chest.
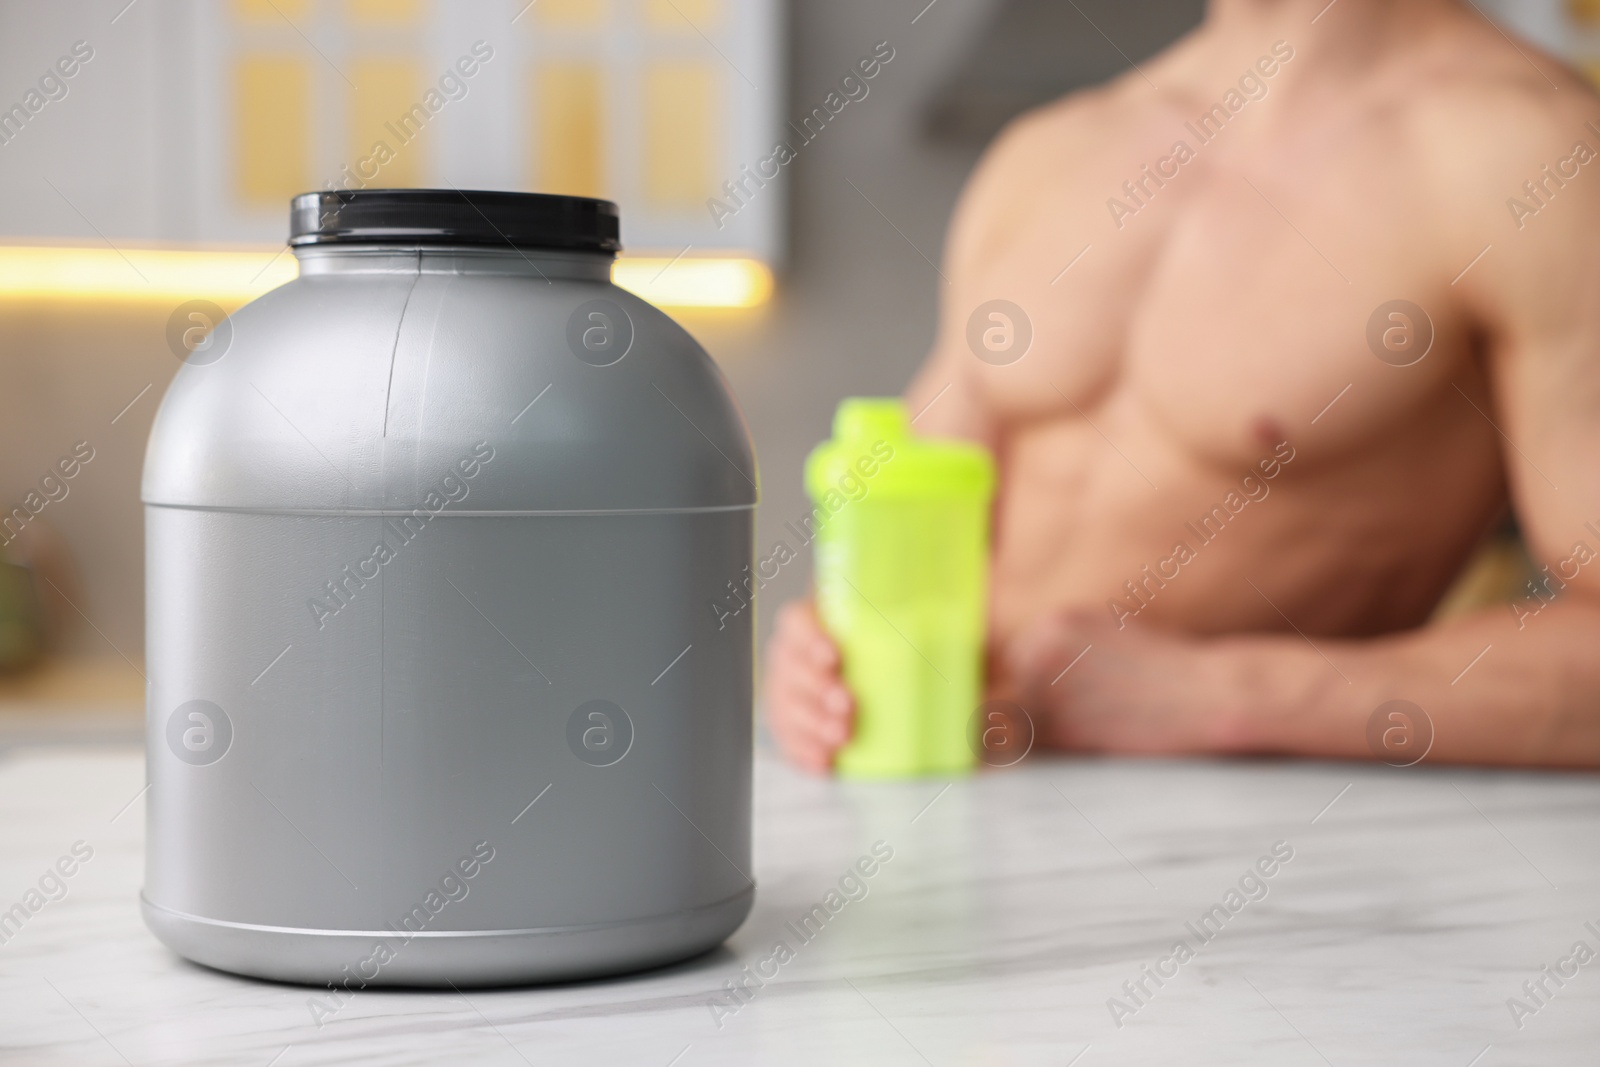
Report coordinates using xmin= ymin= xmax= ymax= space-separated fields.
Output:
xmin=964 ymin=158 xmax=1474 ymax=470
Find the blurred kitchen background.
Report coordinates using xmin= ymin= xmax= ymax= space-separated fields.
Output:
xmin=0 ymin=0 xmax=1584 ymax=739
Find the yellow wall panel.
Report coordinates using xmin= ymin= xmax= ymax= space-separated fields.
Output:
xmin=349 ymin=58 xmax=424 ymax=187
xmin=643 ymin=62 xmax=717 ymax=209
xmin=346 ymin=0 xmax=424 ymax=24
xmin=534 ymin=65 xmax=605 ymax=197
xmin=538 ymin=0 xmax=607 ymax=26
xmin=642 ymin=0 xmax=719 ymax=28
xmin=234 ymin=56 xmax=311 ymax=207
xmin=233 ymin=0 xmax=311 ymax=21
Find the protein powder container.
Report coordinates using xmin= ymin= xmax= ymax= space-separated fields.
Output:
xmin=141 ymin=190 xmax=757 ymax=987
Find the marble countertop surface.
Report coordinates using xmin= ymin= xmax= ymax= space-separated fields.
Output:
xmin=1 ymin=742 xmax=1597 ymax=1066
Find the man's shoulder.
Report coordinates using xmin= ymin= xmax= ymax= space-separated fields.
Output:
xmin=1390 ymin=25 xmax=1600 ymax=345
xmin=1388 ymin=26 xmax=1600 ymax=176
xmin=950 ymin=73 xmax=1161 ymax=243
xmin=1394 ymin=40 xmax=1600 ymax=266
xmin=987 ymin=72 xmax=1162 ymax=173
xmin=937 ymin=80 xmax=1128 ymax=274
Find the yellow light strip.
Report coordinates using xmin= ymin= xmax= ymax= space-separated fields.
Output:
xmin=0 ymin=245 xmax=773 ymax=310
xmin=612 ymin=256 xmax=773 ymax=309
xmin=0 ymin=246 xmax=298 ymax=306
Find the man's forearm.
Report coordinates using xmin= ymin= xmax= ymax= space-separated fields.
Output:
xmin=1217 ymin=599 xmax=1600 ymax=767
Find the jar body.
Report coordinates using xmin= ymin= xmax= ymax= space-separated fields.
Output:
xmin=141 ymin=248 xmax=756 ymax=985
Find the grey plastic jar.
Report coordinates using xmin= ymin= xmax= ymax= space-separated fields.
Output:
xmin=141 ymin=190 xmax=757 ymax=987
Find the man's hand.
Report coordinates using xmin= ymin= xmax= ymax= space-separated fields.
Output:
xmin=1001 ymin=610 xmax=1241 ymax=756
xmin=764 ymin=600 xmax=1239 ymax=770
xmin=763 ymin=599 xmax=854 ymax=774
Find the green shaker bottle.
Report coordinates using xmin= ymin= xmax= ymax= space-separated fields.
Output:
xmin=804 ymin=398 xmax=996 ymax=778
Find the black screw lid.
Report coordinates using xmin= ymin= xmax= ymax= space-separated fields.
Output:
xmin=289 ymin=189 xmax=622 ymax=253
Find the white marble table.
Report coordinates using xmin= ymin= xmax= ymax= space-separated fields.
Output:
xmin=1 ymin=742 xmax=1597 ymax=1066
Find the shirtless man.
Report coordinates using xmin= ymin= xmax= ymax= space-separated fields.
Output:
xmin=765 ymin=0 xmax=1600 ymax=772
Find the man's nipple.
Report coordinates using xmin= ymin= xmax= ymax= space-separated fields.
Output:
xmin=1252 ymin=416 xmax=1288 ymax=450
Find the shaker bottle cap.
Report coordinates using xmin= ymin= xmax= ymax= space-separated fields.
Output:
xmin=807 ymin=397 xmax=995 ymax=500
xmin=289 ymin=189 xmax=622 ymax=253
xmin=833 ymin=398 xmax=909 ymax=442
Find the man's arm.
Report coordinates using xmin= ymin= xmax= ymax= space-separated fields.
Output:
xmin=1300 ymin=76 xmax=1600 ymax=767
xmin=1218 ymin=600 xmax=1600 ymax=766
xmin=1231 ymin=84 xmax=1600 ymax=768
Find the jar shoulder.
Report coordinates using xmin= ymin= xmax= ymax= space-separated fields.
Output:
xmin=142 ymin=271 xmax=758 ymax=512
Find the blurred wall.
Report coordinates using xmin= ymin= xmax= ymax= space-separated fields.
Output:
xmin=0 ymin=1 xmax=784 ymax=257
